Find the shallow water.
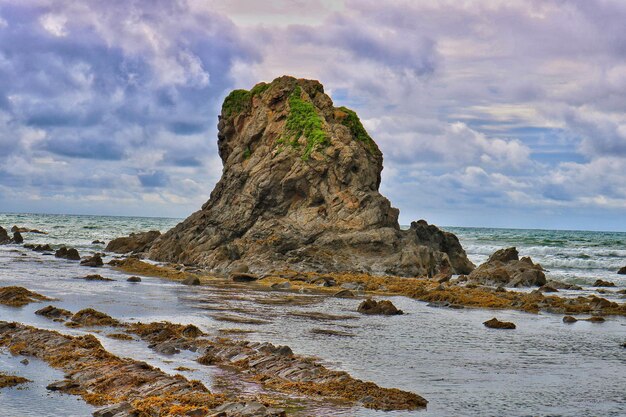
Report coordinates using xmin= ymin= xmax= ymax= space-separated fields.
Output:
xmin=1 ymin=245 xmax=625 ymax=416
xmin=0 ymin=214 xmax=625 ymax=416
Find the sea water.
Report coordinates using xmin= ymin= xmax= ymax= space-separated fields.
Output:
xmin=0 ymin=213 xmax=624 ymax=416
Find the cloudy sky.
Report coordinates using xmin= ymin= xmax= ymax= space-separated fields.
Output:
xmin=1 ymin=0 xmax=625 ymax=231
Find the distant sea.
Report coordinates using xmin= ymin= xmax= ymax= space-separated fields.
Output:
xmin=1 ymin=212 xmax=624 ymax=287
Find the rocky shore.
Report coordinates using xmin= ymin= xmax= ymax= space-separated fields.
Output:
xmin=0 ymin=285 xmax=427 ymax=415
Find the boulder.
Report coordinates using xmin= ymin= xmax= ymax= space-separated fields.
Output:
xmin=0 ymin=226 xmax=10 ymax=244
xmin=468 ymin=247 xmax=546 ymax=287
xmin=483 ymin=317 xmax=516 ymax=329
xmin=147 ymin=76 xmax=474 ymax=277
xmin=92 ymin=240 xmax=105 ymax=245
xmin=181 ymin=277 xmax=200 ymax=286
xmin=618 ymin=266 xmax=626 ymax=275
xmin=55 ymin=247 xmax=81 ymax=261
xmin=562 ymin=315 xmax=578 ymax=324
xmin=487 ymin=247 xmax=519 ymax=263
xmin=357 ymin=298 xmax=403 ymax=315
xmin=80 ymin=254 xmax=104 ymax=267
xmin=127 ymin=276 xmax=142 ymax=283
xmin=105 ymin=230 xmax=161 ymax=254
xmin=12 ymin=232 xmax=23 ymax=244
xmin=594 ymin=279 xmax=615 ymax=287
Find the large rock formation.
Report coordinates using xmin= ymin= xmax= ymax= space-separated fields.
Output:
xmin=149 ymin=76 xmax=474 ymax=277
xmin=468 ymin=247 xmax=546 ymax=287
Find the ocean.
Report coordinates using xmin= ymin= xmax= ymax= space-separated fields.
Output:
xmin=1 ymin=212 xmax=625 ymax=416
xmin=1 ymin=212 xmax=624 ymax=287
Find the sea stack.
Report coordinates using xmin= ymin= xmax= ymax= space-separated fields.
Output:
xmin=149 ymin=76 xmax=475 ymax=277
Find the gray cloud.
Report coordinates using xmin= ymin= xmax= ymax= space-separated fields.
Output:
xmin=0 ymin=0 xmax=624 ymax=229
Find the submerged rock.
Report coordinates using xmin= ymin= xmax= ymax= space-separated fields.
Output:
xmin=0 ymin=373 xmax=31 ymax=389
xmin=148 ymin=76 xmax=474 ymax=277
xmin=127 ymin=276 xmax=142 ymax=283
xmin=74 ymin=274 xmax=114 ymax=282
xmin=55 ymin=247 xmax=81 ymax=260
xmin=35 ymin=305 xmax=72 ymax=319
xmin=562 ymin=315 xmax=578 ymax=323
xmin=545 ymin=280 xmax=582 ymax=290
xmin=594 ymin=279 xmax=616 ymax=287
xmin=483 ymin=317 xmax=516 ymax=329
xmin=468 ymin=247 xmax=546 ymax=287
xmin=25 ymin=243 xmax=53 ymax=252
xmin=357 ymin=298 xmax=403 ymax=315
xmin=0 ymin=286 xmax=51 ymax=307
xmin=105 ymin=230 xmax=161 ymax=254
xmin=231 ymin=272 xmax=259 ymax=282
xmin=80 ymin=254 xmax=103 ymax=267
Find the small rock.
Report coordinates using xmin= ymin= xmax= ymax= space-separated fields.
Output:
xmin=483 ymin=317 xmax=516 ymax=329
xmin=92 ymin=240 xmax=105 ymax=245
xmin=46 ymin=379 xmax=79 ymax=391
xmin=182 ymin=277 xmax=200 ymax=286
xmin=538 ymin=285 xmax=558 ymax=293
xmin=75 ymin=274 xmax=114 ymax=282
xmin=230 ymin=273 xmax=258 ymax=282
xmin=80 ymin=254 xmax=103 ymax=267
xmin=270 ymin=281 xmax=291 ymax=290
xmin=617 ymin=266 xmax=626 ymax=275
xmin=545 ymin=280 xmax=583 ymax=290
xmin=594 ymin=279 xmax=616 ymax=287
xmin=333 ymin=289 xmax=355 ymax=298
xmin=357 ymin=298 xmax=403 ymax=315
xmin=230 ymin=263 xmax=249 ymax=274
xmin=55 ymin=247 xmax=81 ymax=261
xmin=93 ymin=402 xmax=132 ymax=417
xmin=585 ymin=316 xmax=605 ymax=323
xmin=127 ymin=276 xmax=142 ymax=283
xmin=434 ymin=272 xmax=452 ymax=283
xmin=12 ymin=232 xmax=23 ymax=244
xmin=562 ymin=315 xmax=578 ymax=323
xmin=20 ymin=358 xmax=29 ymax=365
xmin=35 ymin=305 xmax=72 ymax=318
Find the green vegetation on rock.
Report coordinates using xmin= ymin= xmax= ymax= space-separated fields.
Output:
xmin=337 ymin=106 xmax=378 ymax=155
xmin=222 ymin=89 xmax=252 ymax=117
xmin=250 ymin=83 xmax=270 ymax=97
xmin=243 ymin=146 xmax=251 ymax=160
xmin=283 ymin=86 xmax=329 ymax=161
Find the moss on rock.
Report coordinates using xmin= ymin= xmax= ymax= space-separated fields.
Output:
xmin=221 ymin=89 xmax=252 ymax=117
xmin=283 ymin=86 xmax=329 ymax=160
xmin=337 ymin=106 xmax=378 ymax=155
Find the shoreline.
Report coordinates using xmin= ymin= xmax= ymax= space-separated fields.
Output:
xmin=112 ymin=258 xmax=626 ymax=317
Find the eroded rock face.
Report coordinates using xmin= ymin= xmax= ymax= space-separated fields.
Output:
xmin=149 ymin=76 xmax=474 ymax=277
